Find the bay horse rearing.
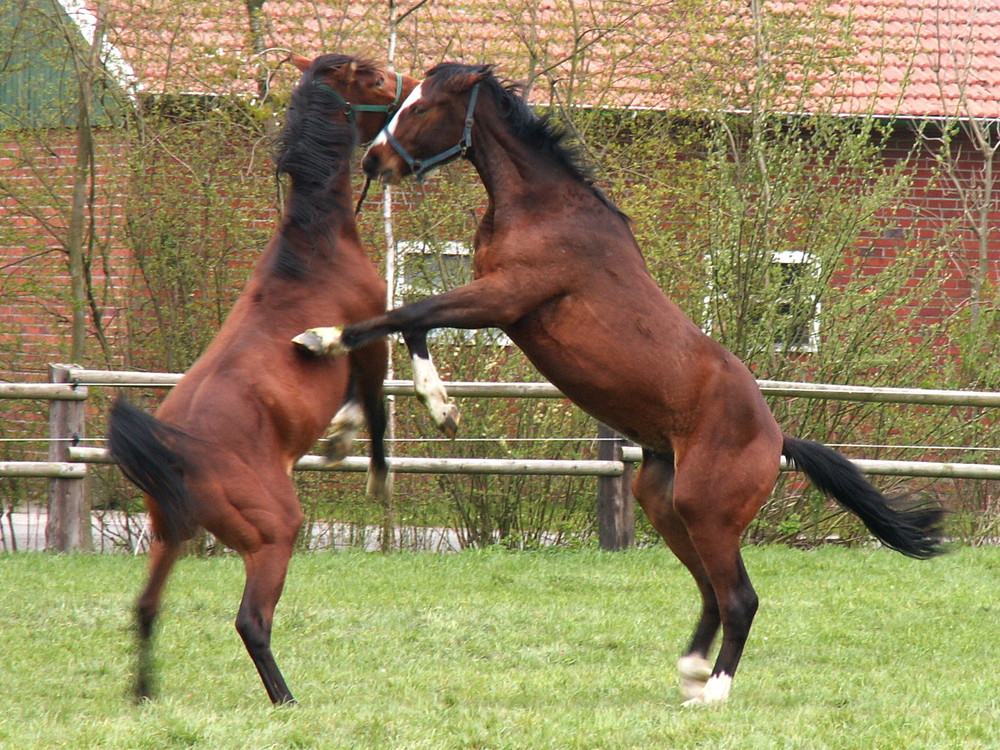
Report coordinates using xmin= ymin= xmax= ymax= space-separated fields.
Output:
xmin=287 ymin=53 xmax=460 ymax=449
xmin=294 ymin=63 xmax=946 ymax=705
xmin=108 ymin=55 xmax=399 ymax=705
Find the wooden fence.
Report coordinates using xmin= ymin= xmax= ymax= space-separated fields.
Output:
xmin=3 ymin=364 xmax=999 ymax=551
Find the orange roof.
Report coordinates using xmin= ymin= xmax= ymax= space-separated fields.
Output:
xmin=826 ymin=0 xmax=1000 ymax=118
xmin=87 ymin=0 xmax=1000 ymax=119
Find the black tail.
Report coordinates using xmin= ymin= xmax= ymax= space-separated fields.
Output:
xmin=782 ymin=435 xmax=945 ymax=559
xmin=107 ymin=398 xmax=196 ymax=544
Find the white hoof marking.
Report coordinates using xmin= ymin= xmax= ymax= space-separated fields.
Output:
xmin=292 ymin=327 xmax=348 ymax=356
xmin=324 ymin=400 xmax=365 ymax=464
xmin=682 ymin=673 xmax=732 ymax=706
xmin=412 ymin=354 xmax=459 ymax=438
xmin=677 ymin=655 xmax=712 ymax=700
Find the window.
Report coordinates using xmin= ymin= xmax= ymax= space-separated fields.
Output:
xmin=771 ymin=251 xmax=820 ymax=352
xmin=395 ymin=240 xmax=510 ymax=345
xmin=703 ymin=250 xmax=820 ymax=353
xmin=395 ymin=240 xmax=470 ymax=306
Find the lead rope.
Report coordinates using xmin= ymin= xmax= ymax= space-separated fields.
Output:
xmin=355 ymin=175 xmax=373 ymax=215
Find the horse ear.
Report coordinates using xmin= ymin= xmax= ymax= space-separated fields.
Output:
xmin=323 ymin=60 xmax=357 ymax=86
xmin=446 ymin=65 xmax=493 ymax=93
xmin=290 ymin=53 xmax=312 ymax=73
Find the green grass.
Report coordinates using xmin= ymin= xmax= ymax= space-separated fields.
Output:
xmin=0 ymin=546 xmax=997 ymax=749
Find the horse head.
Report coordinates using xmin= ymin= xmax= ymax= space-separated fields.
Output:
xmin=290 ymin=52 xmax=417 ymax=144
xmin=362 ymin=63 xmax=493 ymax=183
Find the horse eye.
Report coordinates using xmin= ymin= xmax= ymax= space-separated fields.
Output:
xmin=411 ymin=104 xmax=428 ymax=116
xmin=372 ymin=76 xmax=384 ymax=88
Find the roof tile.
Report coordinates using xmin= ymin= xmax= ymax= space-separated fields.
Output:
xmin=90 ymin=0 xmax=1000 ymax=119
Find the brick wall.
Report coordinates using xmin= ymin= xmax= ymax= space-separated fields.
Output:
xmin=1 ymin=130 xmax=135 ymax=379
xmin=846 ymin=128 xmax=999 ymax=362
xmin=2 ymin=124 xmax=997 ymax=384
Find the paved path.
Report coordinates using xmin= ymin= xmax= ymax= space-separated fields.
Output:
xmin=1 ymin=511 xmax=470 ymax=553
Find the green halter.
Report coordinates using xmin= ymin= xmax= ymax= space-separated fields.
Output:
xmin=351 ymin=71 xmax=404 ymax=118
xmin=312 ymin=71 xmax=404 ymax=129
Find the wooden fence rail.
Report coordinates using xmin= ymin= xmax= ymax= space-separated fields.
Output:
xmin=2 ymin=365 xmax=998 ymax=551
xmin=67 ymin=368 xmax=1000 ymax=406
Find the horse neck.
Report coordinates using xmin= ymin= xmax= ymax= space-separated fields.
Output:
xmin=466 ymin=110 xmax=581 ymax=225
xmin=281 ymin=167 xmax=355 ymax=240
xmin=265 ymin=169 xmax=363 ymax=283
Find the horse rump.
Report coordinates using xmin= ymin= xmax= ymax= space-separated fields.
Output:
xmin=108 ymin=398 xmax=197 ymax=544
xmin=781 ymin=435 xmax=946 ymax=559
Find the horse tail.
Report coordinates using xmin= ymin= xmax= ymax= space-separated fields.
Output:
xmin=781 ymin=435 xmax=945 ymax=559
xmin=108 ymin=398 xmax=197 ymax=544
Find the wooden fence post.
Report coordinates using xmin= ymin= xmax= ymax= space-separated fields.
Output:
xmin=46 ymin=364 xmax=91 ymax=551
xmin=596 ymin=424 xmax=635 ymax=551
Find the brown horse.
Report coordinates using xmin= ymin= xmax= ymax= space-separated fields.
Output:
xmin=286 ymin=53 xmax=459 ymax=449
xmin=294 ymin=63 xmax=946 ymax=705
xmin=107 ymin=54 xmax=408 ymax=705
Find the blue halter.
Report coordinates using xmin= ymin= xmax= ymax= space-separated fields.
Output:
xmin=384 ymin=82 xmax=481 ymax=181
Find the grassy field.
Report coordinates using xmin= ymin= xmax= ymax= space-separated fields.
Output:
xmin=0 ymin=546 xmax=997 ymax=749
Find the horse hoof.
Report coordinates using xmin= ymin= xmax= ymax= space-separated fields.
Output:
xmin=323 ymin=401 xmax=364 ymax=465
xmin=677 ymin=655 xmax=712 ymax=700
xmin=292 ymin=327 xmax=348 ymax=356
xmin=438 ymin=404 xmax=460 ymax=439
xmin=681 ymin=673 xmax=732 ymax=707
xmin=367 ymin=469 xmax=393 ymax=503
xmin=323 ymin=436 xmax=351 ymax=465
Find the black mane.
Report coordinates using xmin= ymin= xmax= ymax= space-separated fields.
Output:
xmin=275 ymin=57 xmax=358 ymax=230
xmin=426 ymin=62 xmax=627 ymax=220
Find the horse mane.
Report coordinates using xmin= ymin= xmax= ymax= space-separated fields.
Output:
xmin=275 ymin=57 xmax=358 ymax=230
xmin=426 ymin=62 xmax=628 ymax=221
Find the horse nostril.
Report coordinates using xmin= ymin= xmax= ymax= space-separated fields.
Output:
xmin=362 ymin=152 xmax=380 ymax=177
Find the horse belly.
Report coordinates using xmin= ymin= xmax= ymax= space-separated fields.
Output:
xmin=507 ymin=300 xmax=753 ymax=451
xmin=508 ymin=319 xmax=656 ymax=438
xmin=160 ymin=344 xmax=349 ymax=457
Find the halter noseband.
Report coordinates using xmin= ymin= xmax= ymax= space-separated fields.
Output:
xmin=384 ymin=82 xmax=481 ymax=182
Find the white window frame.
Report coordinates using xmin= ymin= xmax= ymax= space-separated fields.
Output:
xmin=395 ymin=240 xmax=511 ymax=345
xmin=771 ymin=250 xmax=820 ymax=353
xmin=702 ymin=250 xmax=820 ymax=353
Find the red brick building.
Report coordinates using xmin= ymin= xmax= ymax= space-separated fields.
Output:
xmin=1 ymin=0 xmax=998 ymax=381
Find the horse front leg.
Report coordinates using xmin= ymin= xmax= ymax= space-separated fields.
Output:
xmin=294 ymin=279 xmax=529 ymax=435
xmin=293 ymin=328 xmax=459 ymax=438
xmin=293 ymin=277 xmax=525 ymax=355
xmin=403 ymin=332 xmax=459 ymax=439
xmin=322 ymin=373 xmax=366 ymax=465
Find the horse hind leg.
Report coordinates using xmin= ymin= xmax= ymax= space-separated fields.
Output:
xmin=133 ymin=537 xmax=181 ymax=702
xmin=680 ymin=549 xmax=757 ymax=706
xmin=632 ymin=450 xmax=720 ymax=701
xmin=671 ymin=449 xmax=778 ymax=706
xmin=236 ymin=538 xmax=299 ymax=705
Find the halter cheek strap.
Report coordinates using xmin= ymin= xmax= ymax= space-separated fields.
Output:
xmin=311 ymin=71 xmax=405 ymax=129
xmin=385 ymin=82 xmax=481 ymax=182
xmin=311 ymin=81 xmax=353 ymax=120
xmin=351 ymin=71 xmax=404 ymax=117
xmin=309 ymin=75 xmax=404 ymax=215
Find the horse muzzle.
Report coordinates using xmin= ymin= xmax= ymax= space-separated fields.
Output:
xmin=362 ymin=149 xmax=405 ymax=185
